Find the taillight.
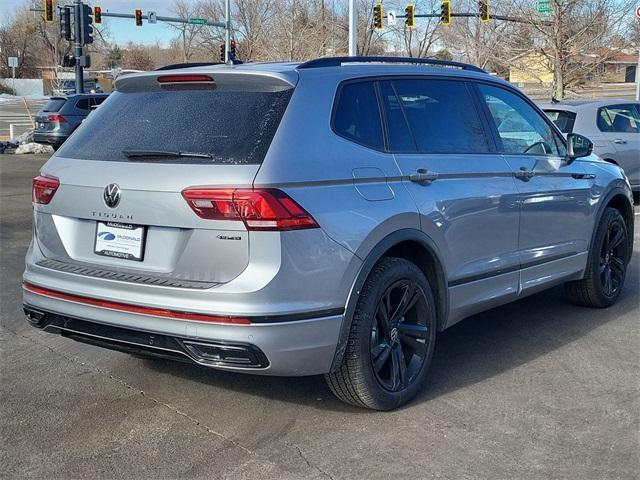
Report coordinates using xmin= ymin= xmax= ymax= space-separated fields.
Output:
xmin=181 ymin=188 xmax=319 ymax=231
xmin=47 ymin=114 xmax=65 ymax=122
xmin=157 ymin=74 xmax=214 ymax=83
xmin=32 ymin=175 xmax=60 ymax=204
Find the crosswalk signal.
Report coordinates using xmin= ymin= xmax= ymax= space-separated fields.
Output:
xmin=60 ymin=6 xmax=72 ymax=40
xmin=373 ymin=3 xmax=383 ymax=30
xmin=405 ymin=4 xmax=415 ymax=29
xmin=135 ymin=9 xmax=143 ymax=27
xmin=479 ymin=0 xmax=490 ymax=22
xmin=219 ymin=43 xmax=225 ymax=62
xmin=44 ymin=0 xmax=54 ymax=22
xmin=94 ymin=6 xmax=102 ymax=24
xmin=440 ymin=0 xmax=451 ymax=26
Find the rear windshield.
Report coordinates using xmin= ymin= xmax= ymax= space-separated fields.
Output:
xmin=42 ymin=98 xmax=66 ymax=112
xmin=56 ymin=88 xmax=293 ymax=164
xmin=544 ymin=109 xmax=576 ymax=133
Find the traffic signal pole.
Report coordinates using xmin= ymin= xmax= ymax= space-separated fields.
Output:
xmin=73 ymin=0 xmax=84 ymax=93
xmin=224 ymin=0 xmax=231 ymax=64
xmin=348 ymin=0 xmax=357 ymax=56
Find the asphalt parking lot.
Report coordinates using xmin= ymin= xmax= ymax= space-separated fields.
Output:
xmin=0 ymin=99 xmax=46 ymax=140
xmin=1 ymin=153 xmax=639 ymax=479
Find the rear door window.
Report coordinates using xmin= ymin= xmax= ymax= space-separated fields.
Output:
xmin=597 ymin=104 xmax=640 ymax=133
xmin=75 ymin=99 xmax=90 ymax=110
xmin=544 ymin=109 xmax=576 ymax=133
xmin=56 ymin=88 xmax=293 ymax=164
xmin=332 ymin=81 xmax=384 ymax=150
xmin=385 ymin=79 xmax=489 ymax=154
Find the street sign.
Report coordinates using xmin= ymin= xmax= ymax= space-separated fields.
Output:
xmin=537 ymin=0 xmax=552 ymax=17
xmin=189 ymin=18 xmax=207 ymax=25
xmin=635 ymin=6 xmax=640 ymax=18
xmin=387 ymin=10 xmax=396 ymax=26
xmin=148 ymin=11 xmax=157 ymax=23
xmin=7 ymin=57 xmax=18 ymax=68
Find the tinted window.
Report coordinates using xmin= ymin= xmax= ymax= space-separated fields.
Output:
xmin=56 ymin=89 xmax=293 ymax=164
xmin=333 ymin=81 xmax=384 ymax=150
xmin=479 ymin=84 xmax=564 ymax=156
xmin=75 ymin=99 xmax=90 ymax=110
xmin=544 ymin=109 xmax=576 ymax=133
xmin=379 ymin=81 xmax=415 ymax=152
xmin=388 ymin=79 xmax=488 ymax=154
xmin=597 ymin=104 xmax=640 ymax=133
xmin=42 ymin=98 xmax=66 ymax=112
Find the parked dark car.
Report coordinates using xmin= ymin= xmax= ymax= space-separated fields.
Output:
xmin=53 ymin=80 xmax=104 ymax=96
xmin=33 ymin=94 xmax=109 ymax=149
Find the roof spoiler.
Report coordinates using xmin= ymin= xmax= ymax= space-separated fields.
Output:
xmin=114 ymin=69 xmax=295 ymax=93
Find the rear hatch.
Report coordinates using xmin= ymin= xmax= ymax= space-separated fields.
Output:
xmin=35 ymin=97 xmax=67 ymax=132
xmin=34 ymin=69 xmax=296 ymax=286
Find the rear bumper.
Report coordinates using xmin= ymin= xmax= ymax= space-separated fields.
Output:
xmin=23 ymin=284 xmax=343 ymax=376
xmin=33 ymin=132 xmax=67 ymax=145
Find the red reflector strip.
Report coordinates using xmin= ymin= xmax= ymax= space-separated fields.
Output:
xmin=23 ymin=283 xmax=251 ymax=325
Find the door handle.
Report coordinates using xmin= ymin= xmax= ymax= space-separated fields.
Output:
xmin=409 ymin=169 xmax=438 ymax=185
xmin=613 ymin=139 xmax=627 ymax=145
xmin=571 ymin=173 xmax=596 ymax=180
xmin=513 ymin=167 xmax=535 ymax=181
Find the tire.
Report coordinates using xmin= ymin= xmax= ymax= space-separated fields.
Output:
xmin=565 ymin=207 xmax=630 ymax=308
xmin=325 ymin=257 xmax=437 ymax=410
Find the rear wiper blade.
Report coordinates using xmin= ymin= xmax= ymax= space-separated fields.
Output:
xmin=122 ymin=149 xmax=213 ymax=159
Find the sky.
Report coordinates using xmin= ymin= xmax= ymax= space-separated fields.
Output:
xmin=0 ymin=0 xmax=207 ymax=45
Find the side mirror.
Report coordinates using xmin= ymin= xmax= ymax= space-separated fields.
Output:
xmin=566 ymin=133 xmax=593 ymax=163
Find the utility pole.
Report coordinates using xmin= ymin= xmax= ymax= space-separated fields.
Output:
xmin=636 ymin=47 xmax=640 ymax=101
xmin=74 ymin=0 xmax=84 ymax=93
xmin=224 ymin=0 xmax=231 ymax=64
xmin=348 ymin=0 xmax=357 ymax=56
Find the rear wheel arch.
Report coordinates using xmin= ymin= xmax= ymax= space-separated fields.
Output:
xmin=329 ymin=229 xmax=448 ymax=372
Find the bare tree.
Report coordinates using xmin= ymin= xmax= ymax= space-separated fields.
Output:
xmin=170 ymin=0 xmax=207 ymax=62
xmin=515 ymin=0 xmax=634 ymax=98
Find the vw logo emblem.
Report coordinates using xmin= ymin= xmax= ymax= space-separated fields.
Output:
xmin=390 ymin=327 xmax=399 ymax=343
xmin=103 ymin=183 xmax=121 ymax=208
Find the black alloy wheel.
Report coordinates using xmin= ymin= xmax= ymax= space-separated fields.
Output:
xmin=599 ymin=217 xmax=627 ymax=298
xmin=370 ymin=280 xmax=429 ymax=392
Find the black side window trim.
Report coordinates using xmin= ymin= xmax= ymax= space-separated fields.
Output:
xmin=470 ymin=80 xmax=568 ymax=156
xmin=330 ymin=78 xmax=388 ymax=153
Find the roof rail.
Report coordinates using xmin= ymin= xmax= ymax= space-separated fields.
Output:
xmin=297 ymin=56 xmax=486 ymax=73
xmin=155 ymin=61 xmax=247 ymax=71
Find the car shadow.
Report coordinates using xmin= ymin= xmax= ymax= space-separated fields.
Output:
xmin=142 ymin=255 xmax=639 ymax=413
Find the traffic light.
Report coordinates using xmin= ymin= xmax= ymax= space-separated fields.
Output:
xmin=135 ymin=9 xmax=143 ymax=27
xmin=82 ymin=4 xmax=94 ymax=44
xmin=94 ymin=6 xmax=102 ymax=24
xmin=440 ymin=0 xmax=451 ymax=26
xmin=219 ymin=43 xmax=225 ymax=62
xmin=229 ymin=40 xmax=237 ymax=61
xmin=373 ymin=3 xmax=383 ymax=30
xmin=60 ymin=6 xmax=72 ymax=41
xmin=479 ymin=0 xmax=490 ymax=22
xmin=405 ymin=4 xmax=415 ymax=29
xmin=44 ymin=0 xmax=54 ymax=23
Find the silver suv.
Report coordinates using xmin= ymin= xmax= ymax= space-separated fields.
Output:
xmin=23 ymin=57 xmax=635 ymax=410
